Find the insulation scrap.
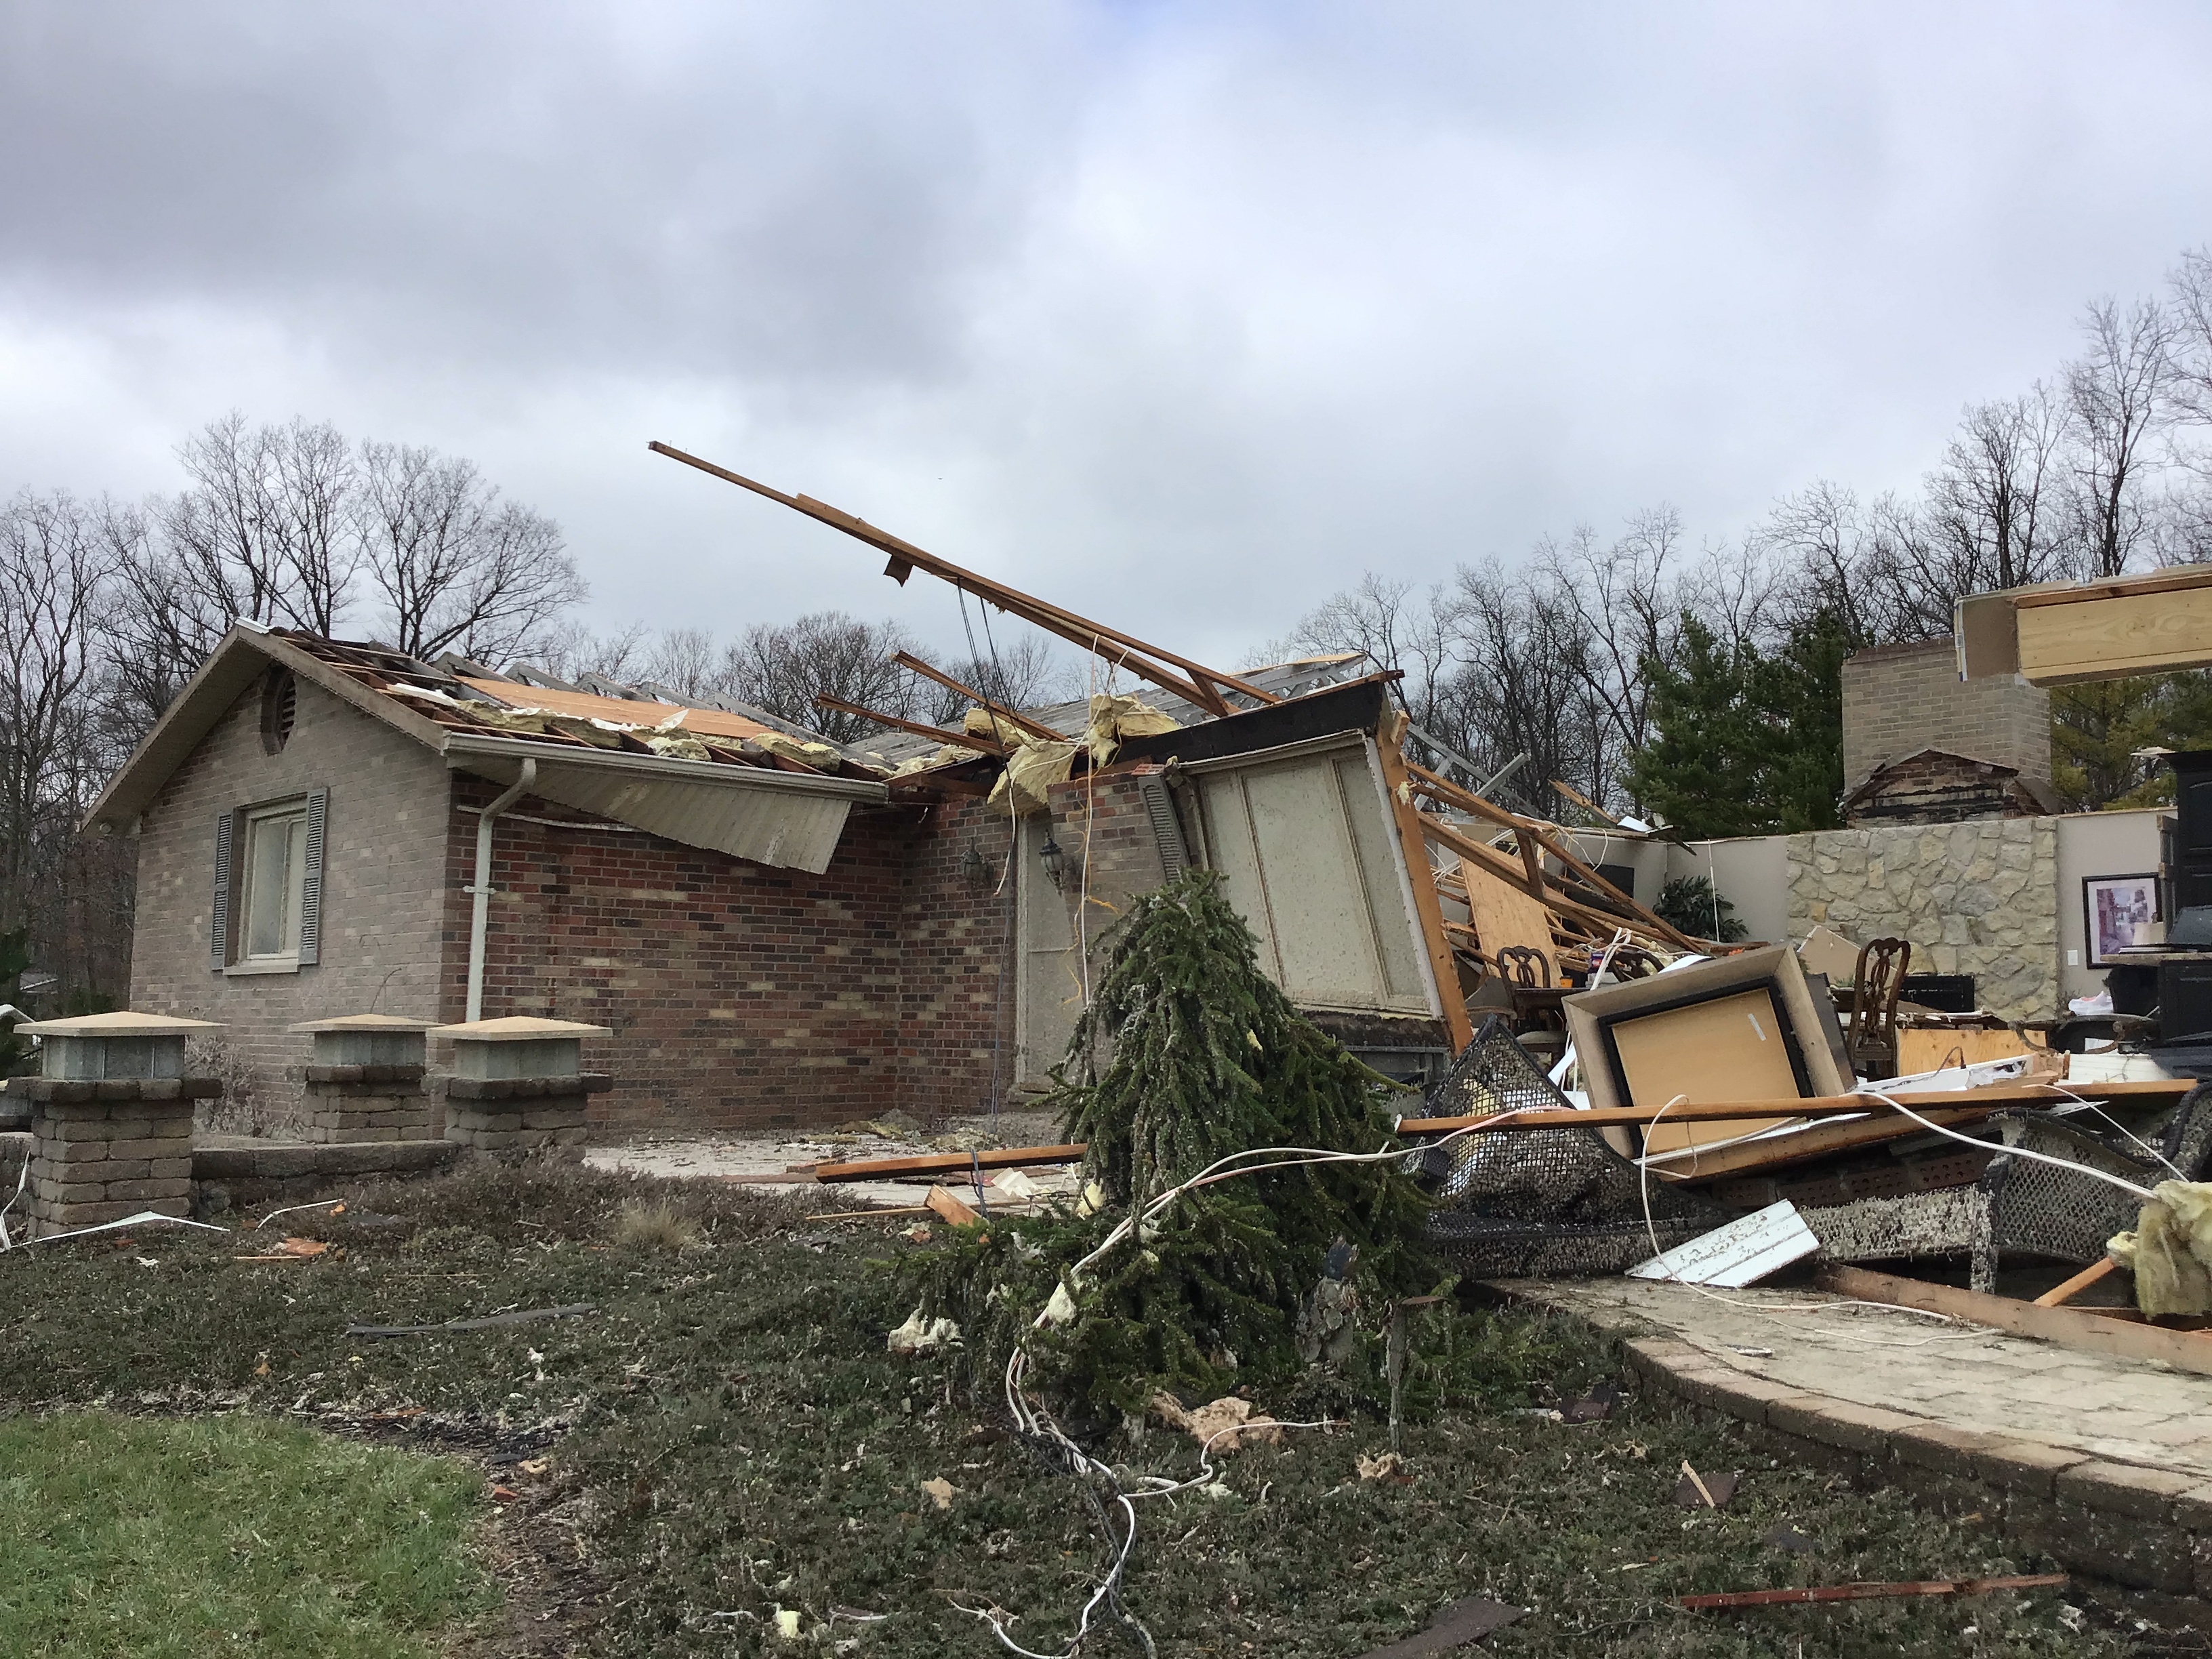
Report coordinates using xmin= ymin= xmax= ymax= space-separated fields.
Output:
xmin=2109 ymin=1179 xmax=2212 ymax=1316
xmin=1149 ymin=1392 xmax=1284 ymax=1452
xmin=749 ymin=729 xmax=847 ymax=771
xmin=890 ymin=743 xmax=985 ymax=779
xmin=990 ymin=736 xmax=1080 ymax=815
xmin=1084 ymin=692 xmax=1179 ymax=764
xmin=962 ymin=707 xmax=1031 ymax=746
xmin=886 ymin=1307 xmax=963 ymax=1354
xmin=641 ymin=733 xmax=712 ymax=761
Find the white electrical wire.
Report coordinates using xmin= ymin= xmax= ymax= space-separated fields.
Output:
xmin=968 ymin=1130 xmax=1489 ymax=1658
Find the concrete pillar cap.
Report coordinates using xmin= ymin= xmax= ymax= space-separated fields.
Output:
xmin=13 ymin=1012 xmax=223 ymax=1038
xmin=430 ymin=1017 xmax=611 ymax=1040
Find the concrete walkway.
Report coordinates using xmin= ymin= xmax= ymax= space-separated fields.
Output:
xmin=1520 ymin=1276 xmax=2212 ymax=1480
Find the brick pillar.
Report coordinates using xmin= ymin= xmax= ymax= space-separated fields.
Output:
xmin=431 ymin=1016 xmax=611 ymax=1160
xmin=25 ymin=1077 xmax=216 ymax=1234
xmin=10 ymin=1011 xmax=226 ymax=1238
xmin=289 ymin=1015 xmax=440 ymax=1143
xmin=301 ymin=1064 xmax=433 ymax=1141
xmin=440 ymin=1072 xmax=610 ymax=1155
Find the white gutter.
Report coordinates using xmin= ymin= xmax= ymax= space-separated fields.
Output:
xmin=464 ymin=758 xmax=535 ymax=1023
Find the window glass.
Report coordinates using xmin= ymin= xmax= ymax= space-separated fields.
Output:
xmin=243 ymin=806 xmax=307 ymax=959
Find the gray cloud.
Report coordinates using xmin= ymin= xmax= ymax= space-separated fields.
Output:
xmin=5 ymin=1 xmax=2212 ymax=671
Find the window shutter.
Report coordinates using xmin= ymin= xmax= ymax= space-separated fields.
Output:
xmin=297 ymin=787 xmax=329 ymax=965
xmin=209 ymin=809 xmax=237 ymax=968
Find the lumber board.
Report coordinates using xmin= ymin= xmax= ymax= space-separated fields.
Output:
xmin=2015 ymin=586 xmax=2212 ymax=684
xmin=2010 ymin=565 xmax=2212 ymax=607
xmin=644 ymin=442 xmax=1272 ymax=716
xmin=1681 ymin=1574 xmax=2066 ymax=1610
xmin=1374 ymin=716 xmax=1476 ymax=1053
xmin=891 ymin=651 xmax=1063 ymax=741
xmin=2033 ymin=1256 xmax=2119 ymax=1307
xmin=814 ymin=1143 xmax=1086 ymax=1183
xmin=925 ymin=1185 xmax=983 ymax=1227
xmin=1416 ymin=813 xmax=1645 ymax=941
xmin=813 ymin=696 xmax=1010 ymax=756
xmin=1394 ymin=1078 xmax=2186 ymax=1136
xmin=1818 ymin=1264 xmax=2212 ymax=1378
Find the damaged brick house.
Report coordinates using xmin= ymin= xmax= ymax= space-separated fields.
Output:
xmin=87 ymin=626 xmax=1452 ymax=1132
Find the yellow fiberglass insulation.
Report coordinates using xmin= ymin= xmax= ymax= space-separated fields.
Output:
xmin=988 ymin=735 xmax=1080 ymax=816
xmin=750 ymin=730 xmax=848 ymax=771
xmin=1084 ymin=693 xmax=1179 ymax=765
xmin=2108 ymin=1179 xmax=2212 ymax=1315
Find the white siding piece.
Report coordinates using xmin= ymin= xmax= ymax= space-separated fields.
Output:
xmin=521 ymin=764 xmax=855 ymax=873
xmin=1626 ymin=1201 xmax=1820 ymax=1289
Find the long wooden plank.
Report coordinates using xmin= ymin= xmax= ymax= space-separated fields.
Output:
xmin=1681 ymin=1574 xmax=2066 ymax=1611
xmin=890 ymin=651 xmax=1063 ymax=741
xmin=1373 ymin=715 xmax=1475 ymax=1054
xmin=1648 ymin=1104 xmax=2009 ymax=1181
xmin=812 ymin=696 xmax=1010 ymax=757
xmin=2033 ymin=1256 xmax=2119 ymax=1307
xmin=814 ymin=1143 xmax=1087 ymax=1183
xmin=1417 ymin=813 xmax=1678 ymax=941
xmin=1818 ymin=1264 xmax=2212 ymax=1379
xmin=648 ymin=442 xmax=1273 ymax=716
xmin=1394 ymin=1078 xmax=2186 ymax=1135
xmin=2011 ymin=564 xmax=2212 ymax=608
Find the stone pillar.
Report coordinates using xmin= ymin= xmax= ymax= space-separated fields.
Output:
xmin=12 ymin=1012 xmax=222 ymax=1236
xmin=432 ymin=1017 xmax=610 ymax=1158
xmin=288 ymin=1014 xmax=436 ymax=1142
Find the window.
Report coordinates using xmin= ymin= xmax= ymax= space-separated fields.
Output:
xmin=211 ymin=789 xmax=326 ymax=972
xmin=242 ymin=802 xmax=309 ymax=960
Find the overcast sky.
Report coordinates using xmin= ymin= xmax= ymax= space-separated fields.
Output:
xmin=5 ymin=2 xmax=2211 ymax=672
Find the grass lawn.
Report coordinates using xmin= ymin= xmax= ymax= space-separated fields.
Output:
xmin=0 ymin=1163 xmax=2143 ymax=1657
xmin=0 ymin=1410 xmax=488 ymax=1658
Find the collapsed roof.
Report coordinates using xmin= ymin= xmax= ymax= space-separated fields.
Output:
xmin=84 ymin=628 xmax=891 ymax=874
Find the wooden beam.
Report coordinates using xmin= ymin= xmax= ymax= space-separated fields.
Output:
xmin=1818 ymin=1264 xmax=2212 ymax=1379
xmin=1374 ymin=713 xmax=1475 ymax=1054
xmin=2033 ymin=1256 xmax=2120 ymax=1307
xmin=1395 ymin=1078 xmax=2188 ymax=1136
xmin=1647 ymin=1103 xmax=2010 ymax=1181
xmin=1416 ymin=812 xmax=1663 ymax=941
xmin=1681 ymin=1575 xmax=2067 ymax=1612
xmin=812 ymin=696 xmax=1011 ymax=757
xmin=814 ymin=1143 xmax=1087 ymax=1183
xmin=2014 ymin=583 xmax=2212 ymax=684
xmin=648 ymin=441 xmax=1280 ymax=716
xmin=890 ymin=651 xmax=1064 ymax=741
xmin=1550 ymin=778 xmax=1623 ymax=827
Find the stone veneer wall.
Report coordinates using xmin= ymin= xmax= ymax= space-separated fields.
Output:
xmin=1786 ymin=817 xmax=2060 ymax=1020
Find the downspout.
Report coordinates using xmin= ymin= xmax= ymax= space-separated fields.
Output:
xmin=464 ymin=759 xmax=535 ymax=1023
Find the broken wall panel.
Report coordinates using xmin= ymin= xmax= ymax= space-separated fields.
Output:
xmin=1182 ymin=734 xmax=1437 ymax=1018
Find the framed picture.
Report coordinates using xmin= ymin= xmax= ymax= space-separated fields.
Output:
xmin=2085 ymin=872 xmax=2162 ymax=968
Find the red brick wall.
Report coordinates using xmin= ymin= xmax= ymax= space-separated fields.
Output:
xmin=898 ymin=793 xmax=1020 ymax=1120
xmin=1044 ymin=765 xmax=1173 ymax=975
xmin=447 ymin=779 xmax=1015 ymax=1132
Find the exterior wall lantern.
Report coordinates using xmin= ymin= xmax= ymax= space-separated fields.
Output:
xmin=1039 ymin=833 xmax=1067 ymax=891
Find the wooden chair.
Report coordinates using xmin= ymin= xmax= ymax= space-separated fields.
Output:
xmin=1496 ymin=946 xmax=1550 ymax=988
xmin=1847 ymin=936 xmax=1910 ymax=1080
xmin=1605 ymin=946 xmax=1663 ymax=982
xmin=1494 ymin=947 xmax=1565 ymax=1065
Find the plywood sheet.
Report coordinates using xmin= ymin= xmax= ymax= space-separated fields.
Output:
xmin=1897 ymin=1027 xmax=2041 ymax=1074
xmin=1612 ymin=987 xmax=1803 ymax=1158
xmin=1452 ymin=853 xmax=1556 ymax=978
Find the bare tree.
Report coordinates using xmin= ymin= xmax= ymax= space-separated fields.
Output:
xmin=1926 ymin=388 xmax=2075 ymax=593
xmin=720 ymin=612 xmax=920 ymax=744
xmin=156 ymin=413 xmax=360 ymax=637
xmin=1281 ymin=574 xmax=1460 ymax=735
xmin=533 ymin=619 xmax=653 ymax=684
xmin=1537 ymin=508 xmax=1685 ymax=771
xmin=2067 ymin=295 xmax=2179 ymax=577
xmin=0 ymin=493 xmax=116 ymax=939
xmin=354 ymin=441 xmax=585 ymax=661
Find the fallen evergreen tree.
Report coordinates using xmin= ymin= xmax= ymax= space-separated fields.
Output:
xmin=906 ymin=869 xmax=1444 ymax=1422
